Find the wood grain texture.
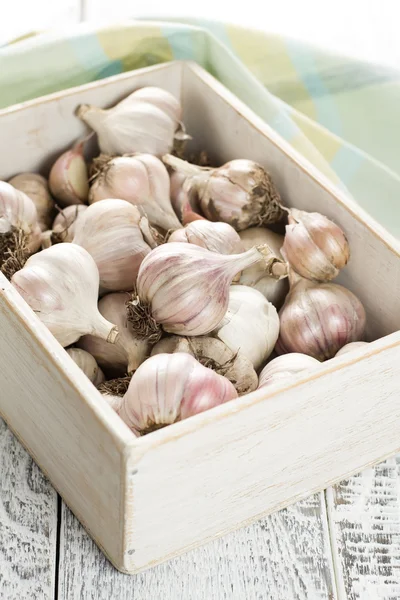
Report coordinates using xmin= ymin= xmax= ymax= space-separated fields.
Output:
xmin=0 ymin=418 xmax=57 ymax=600
xmin=59 ymin=493 xmax=335 ymax=600
xmin=327 ymin=456 xmax=400 ymax=600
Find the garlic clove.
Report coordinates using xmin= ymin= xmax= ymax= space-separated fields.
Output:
xmin=169 ymin=170 xmax=203 ymax=224
xmin=335 ymin=341 xmax=369 ymax=357
xmin=66 ymin=347 xmax=105 ymax=386
xmin=0 ymin=181 xmax=42 ymax=278
xmin=238 ymin=227 xmax=288 ymax=307
xmin=89 ymin=155 xmax=181 ymax=232
xmin=151 ymin=335 xmax=258 ymax=395
xmin=11 ymin=243 xmax=118 ymax=347
xmin=117 ymin=353 xmax=238 ymax=435
xmin=163 ymin=154 xmax=285 ymax=231
xmin=276 ymin=277 xmax=366 ymax=361
xmin=72 ymin=199 xmax=152 ymax=292
xmin=168 ymin=220 xmax=244 ymax=255
xmin=130 ymin=242 xmax=287 ymax=339
xmin=49 ymin=142 xmax=89 ymax=207
xmin=9 ymin=172 xmax=55 ymax=231
xmin=212 ymin=285 xmax=280 ymax=370
xmin=78 ymin=292 xmax=151 ymax=376
xmin=77 ymin=87 xmax=183 ymax=157
xmin=258 ymin=353 xmax=320 ymax=389
xmin=282 ymin=209 xmax=350 ymax=282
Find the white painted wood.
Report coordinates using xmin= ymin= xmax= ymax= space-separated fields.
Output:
xmin=0 ymin=418 xmax=57 ymax=600
xmin=59 ymin=493 xmax=335 ymax=600
xmin=327 ymin=457 xmax=400 ymax=600
xmin=2 ymin=61 xmax=400 ymax=572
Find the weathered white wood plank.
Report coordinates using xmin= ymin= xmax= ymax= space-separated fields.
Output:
xmin=0 ymin=418 xmax=57 ymax=600
xmin=59 ymin=493 xmax=335 ymax=600
xmin=327 ymin=456 xmax=400 ymax=600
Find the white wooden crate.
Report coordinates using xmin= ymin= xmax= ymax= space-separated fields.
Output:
xmin=1 ymin=61 xmax=400 ymax=574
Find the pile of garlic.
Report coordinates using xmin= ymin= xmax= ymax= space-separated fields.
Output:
xmin=0 ymin=86 xmax=368 ymax=437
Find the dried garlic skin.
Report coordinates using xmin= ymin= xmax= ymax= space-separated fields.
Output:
xmin=169 ymin=220 xmax=244 ymax=255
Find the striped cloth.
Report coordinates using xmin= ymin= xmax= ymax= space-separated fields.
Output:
xmin=1 ymin=19 xmax=399 ymax=235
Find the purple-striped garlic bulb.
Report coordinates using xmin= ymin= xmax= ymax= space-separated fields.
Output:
xmin=9 ymin=172 xmax=55 ymax=231
xmin=151 ymin=335 xmax=258 ymax=396
xmin=49 ymin=142 xmax=89 ymax=207
xmin=128 ymin=242 xmax=287 ymax=340
xmin=168 ymin=220 xmax=244 ymax=254
xmin=258 ymin=353 xmax=320 ymax=389
xmin=11 ymin=244 xmax=118 ymax=347
xmin=78 ymin=292 xmax=151 ymax=376
xmin=89 ymin=154 xmax=181 ymax=231
xmin=72 ymin=199 xmax=152 ymax=292
xmin=282 ymin=209 xmax=350 ymax=282
xmin=163 ymin=154 xmax=284 ymax=231
xmin=116 ymin=353 xmax=238 ymax=435
xmin=276 ymin=273 xmax=366 ymax=361
xmin=0 ymin=181 xmax=42 ymax=278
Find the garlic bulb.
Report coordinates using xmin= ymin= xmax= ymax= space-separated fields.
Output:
xmin=258 ymin=353 xmax=320 ymax=389
xmin=282 ymin=209 xmax=350 ymax=281
xmin=129 ymin=242 xmax=287 ymax=339
xmin=335 ymin=341 xmax=369 ymax=357
xmin=168 ymin=220 xmax=244 ymax=254
xmin=89 ymin=155 xmax=181 ymax=231
xmin=66 ymin=348 xmax=105 ymax=386
xmin=102 ymin=393 xmax=124 ymax=412
xmin=0 ymin=181 xmax=42 ymax=277
xmin=276 ymin=275 xmax=366 ymax=360
xmin=78 ymin=292 xmax=151 ymax=376
xmin=238 ymin=227 xmax=288 ymax=307
xmin=77 ymin=87 xmax=184 ymax=156
xmin=212 ymin=285 xmax=279 ymax=370
xmin=117 ymin=353 xmax=238 ymax=435
xmin=72 ymin=199 xmax=152 ymax=292
xmin=49 ymin=142 xmax=89 ymax=206
xmin=151 ymin=335 xmax=258 ymax=395
xmin=50 ymin=205 xmax=87 ymax=243
xmin=9 ymin=173 xmax=55 ymax=231
xmin=163 ymin=155 xmax=284 ymax=231
xmin=11 ymin=243 xmax=118 ymax=347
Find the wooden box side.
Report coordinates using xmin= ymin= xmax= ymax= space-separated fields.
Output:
xmin=124 ymin=333 xmax=400 ymax=573
xmin=0 ymin=275 xmax=134 ymax=568
xmin=120 ymin=63 xmax=400 ymax=572
xmin=0 ymin=62 xmax=185 ymax=571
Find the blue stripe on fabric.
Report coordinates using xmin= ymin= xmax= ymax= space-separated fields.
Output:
xmin=69 ymin=34 xmax=122 ymax=77
xmin=330 ymin=145 xmax=364 ymax=186
xmin=161 ymin=25 xmax=197 ymax=61
xmin=285 ymin=38 xmax=342 ymax=137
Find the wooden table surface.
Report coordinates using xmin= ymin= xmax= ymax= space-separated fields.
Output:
xmin=1 ymin=416 xmax=400 ymax=600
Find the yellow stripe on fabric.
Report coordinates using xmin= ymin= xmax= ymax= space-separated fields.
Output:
xmin=225 ymin=24 xmax=317 ymax=122
xmin=96 ymin=25 xmax=173 ymax=72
